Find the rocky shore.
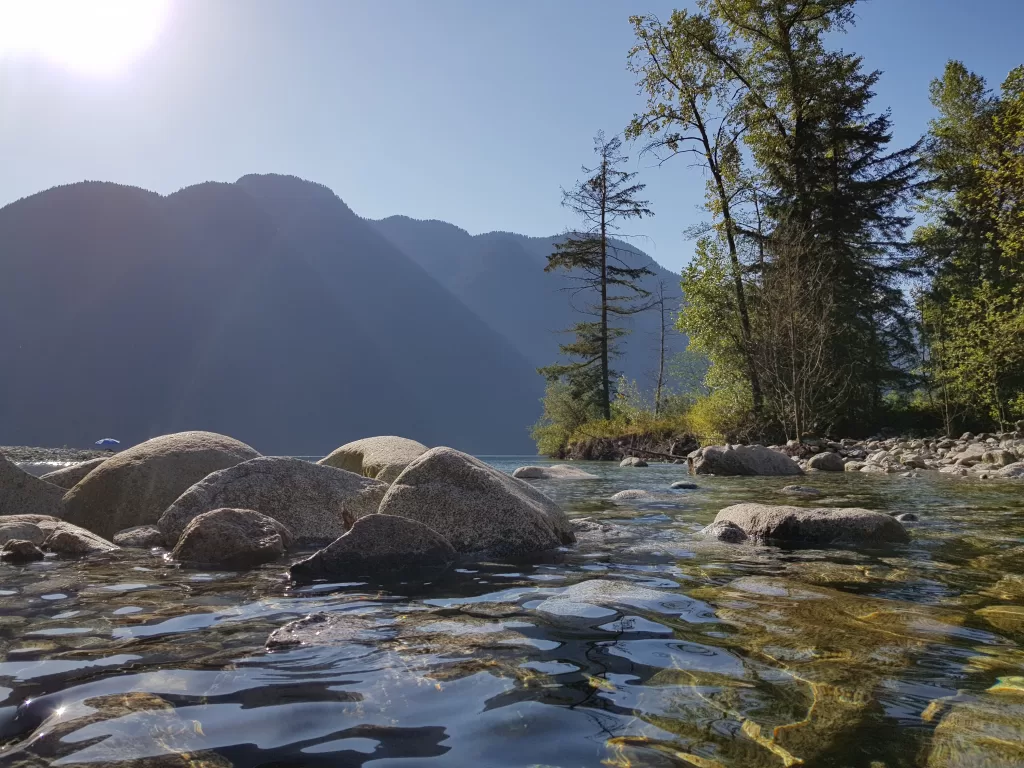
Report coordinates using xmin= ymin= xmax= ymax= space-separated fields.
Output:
xmin=0 ymin=445 xmax=110 ymax=463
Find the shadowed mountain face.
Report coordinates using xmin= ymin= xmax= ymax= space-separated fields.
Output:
xmin=0 ymin=175 xmax=546 ymax=454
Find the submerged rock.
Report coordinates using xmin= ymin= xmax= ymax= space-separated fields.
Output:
xmin=0 ymin=539 xmax=44 ymax=562
xmin=62 ymin=431 xmax=260 ymax=540
xmin=172 ymin=508 xmax=293 ymax=568
xmin=379 ymin=447 xmax=574 ymax=557
xmin=670 ymin=481 xmax=698 ymax=489
xmin=0 ymin=453 xmax=65 ymax=517
xmin=894 ymin=512 xmax=919 ymax=522
xmin=699 ymin=520 xmax=748 ymax=543
xmin=691 ymin=445 xmax=803 ymax=476
xmin=266 ymin=611 xmax=393 ymax=650
xmin=620 ymin=456 xmax=648 ymax=467
xmin=0 ymin=514 xmax=117 ymax=555
xmin=610 ymin=489 xmax=654 ymax=501
xmin=290 ymin=513 xmax=456 ymax=582
xmin=512 ymin=464 xmax=598 ymax=480
xmin=533 ymin=578 xmax=694 ymax=618
xmin=112 ymin=525 xmax=166 ymax=548
xmin=806 ymin=451 xmax=844 ymax=471
xmin=158 ymin=457 xmax=387 ymax=547
xmin=780 ymin=485 xmax=823 ymax=498
xmin=38 ymin=457 xmax=107 ymax=489
xmin=714 ymin=503 xmax=909 ymax=545
xmin=318 ymin=435 xmax=428 ymax=484
xmin=927 ymin=689 xmax=1024 ymax=767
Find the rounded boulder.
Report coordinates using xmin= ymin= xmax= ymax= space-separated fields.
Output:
xmin=318 ymin=436 xmax=428 ymax=484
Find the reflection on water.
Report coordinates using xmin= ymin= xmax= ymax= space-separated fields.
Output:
xmin=1 ymin=457 xmax=1023 ymax=766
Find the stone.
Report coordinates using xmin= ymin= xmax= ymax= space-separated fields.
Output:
xmin=927 ymin=691 xmax=1024 ymax=767
xmin=171 ymin=507 xmax=292 ymax=568
xmin=38 ymin=457 xmax=107 ymax=489
xmin=860 ymin=463 xmax=890 ymax=474
xmin=0 ymin=453 xmax=65 ymax=517
xmin=61 ymin=431 xmax=260 ymax=539
xmin=780 ymin=485 xmax=823 ymax=498
xmin=318 ymin=435 xmax=428 ymax=484
xmin=996 ymin=462 xmax=1024 ymax=478
xmin=714 ymin=503 xmax=910 ymax=545
xmin=610 ymin=489 xmax=654 ymax=501
xmin=512 ymin=464 xmax=599 ymax=480
xmin=266 ymin=611 xmax=394 ymax=650
xmin=670 ymin=481 xmax=698 ymax=489
xmin=159 ymin=457 xmax=387 ymax=547
xmin=699 ymin=521 xmax=748 ymax=543
xmin=0 ymin=514 xmax=117 ymax=555
xmin=806 ymin=451 xmax=844 ymax=471
xmin=379 ymin=447 xmax=574 ymax=557
xmin=691 ymin=445 xmax=803 ymax=476
xmin=290 ymin=514 xmax=456 ymax=582
xmin=0 ymin=539 xmax=45 ymax=562
xmin=894 ymin=513 xmax=919 ymax=522
xmin=844 ymin=460 xmax=867 ymax=472
xmin=112 ymin=525 xmax=166 ymax=548
xmin=619 ymin=456 xmax=648 ymax=467
xmin=533 ymin=579 xmax=700 ymax=618
xmin=983 ymin=450 xmax=1018 ymax=468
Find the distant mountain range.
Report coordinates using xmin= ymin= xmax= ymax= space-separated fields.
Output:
xmin=0 ymin=174 xmax=684 ymax=455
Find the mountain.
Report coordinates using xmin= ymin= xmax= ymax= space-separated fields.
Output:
xmin=0 ymin=175 xmax=545 ymax=455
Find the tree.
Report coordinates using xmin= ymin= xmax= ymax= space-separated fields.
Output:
xmin=540 ymin=131 xmax=655 ymax=420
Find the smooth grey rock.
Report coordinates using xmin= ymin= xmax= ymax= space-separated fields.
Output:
xmin=380 ymin=447 xmax=574 ymax=557
xmin=159 ymin=457 xmax=387 ymax=547
xmin=806 ymin=451 xmax=844 ymax=471
xmin=113 ymin=525 xmax=166 ymax=549
xmin=62 ymin=431 xmax=260 ymax=539
xmin=172 ymin=508 xmax=292 ymax=568
xmin=619 ymin=456 xmax=648 ymax=467
xmin=290 ymin=514 xmax=456 ymax=582
xmin=894 ymin=513 xmax=918 ymax=522
xmin=318 ymin=436 xmax=428 ymax=484
xmin=982 ymin=450 xmax=1017 ymax=468
xmin=0 ymin=514 xmax=117 ymax=555
xmin=611 ymin=489 xmax=654 ymax=501
xmin=779 ymin=485 xmax=824 ymax=498
xmin=39 ymin=458 xmax=108 ymax=489
xmin=0 ymin=453 xmax=65 ymax=517
xmin=512 ymin=465 xmax=598 ymax=480
xmin=0 ymin=539 xmax=45 ymax=562
xmin=691 ymin=445 xmax=803 ymax=476
xmin=844 ymin=461 xmax=867 ymax=472
xmin=996 ymin=462 xmax=1024 ymax=478
xmin=266 ymin=611 xmax=394 ymax=650
xmin=670 ymin=481 xmax=698 ymax=490
xmin=699 ymin=521 xmax=749 ymax=543
xmin=714 ymin=503 xmax=909 ymax=545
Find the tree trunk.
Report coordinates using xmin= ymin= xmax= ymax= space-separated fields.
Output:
xmin=655 ymin=284 xmax=665 ymax=417
xmin=599 ymin=156 xmax=611 ymax=420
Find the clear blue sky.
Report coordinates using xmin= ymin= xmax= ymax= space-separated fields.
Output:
xmin=1 ymin=0 xmax=1022 ymax=273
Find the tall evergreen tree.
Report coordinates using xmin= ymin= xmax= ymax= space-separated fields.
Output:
xmin=540 ymin=132 xmax=655 ymax=420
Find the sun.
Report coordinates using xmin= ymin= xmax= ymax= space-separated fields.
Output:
xmin=0 ymin=0 xmax=169 ymax=75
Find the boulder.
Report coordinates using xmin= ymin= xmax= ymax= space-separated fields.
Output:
xmin=699 ymin=521 xmax=748 ymax=543
xmin=996 ymin=462 xmax=1024 ymax=479
xmin=0 ymin=539 xmax=45 ymax=562
xmin=172 ymin=508 xmax=292 ymax=568
xmin=670 ymin=481 xmax=698 ymax=490
xmin=611 ymin=489 xmax=654 ymax=501
xmin=0 ymin=514 xmax=118 ymax=555
xmin=982 ymin=450 xmax=1017 ymax=468
xmin=61 ymin=431 xmax=260 ymax=539
xmin=318 ymin=436 xmax=428 ymax=484
xmin=691 ymin=445 xmax=803 ymax=476
xmin=38 ymin=457 xmax=107 ymax=489
xmin=289 ymin=514 xmax=456 ymax=582
xmin=714 ymin=503 xmax=909 ymax=545
xmin=894 ymin=513 xmax=918 ymax=522
xmin=0 ymin=453 xmax=65 ymax=517
xmin=158 ymin=457 xmax=387 ymax=547
xmin=844 ymin=461 xmax=867 ymax=472
xmin=512 ymin=465 xmax=599 ymax=480
xmin=806 ymin=451 xmax=844 ymax=472
xmin=378 ymin=447 xmax=574 ymax=557
xmin=620 ymin=456 xmax=648 ymax=467
xmin=113 ymin=525 xmax=166 ymax=549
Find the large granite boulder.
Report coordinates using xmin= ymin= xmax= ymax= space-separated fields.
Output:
xmin=318 ymin=436 xmax=428 ymax=484
xmin=0 ymin=453 xmax=66 ymax=517
xmin=714 ymin=503 xmax=909 ymax=545
xmin=691 ymin=445 xmax=803 ymax=476
xmin=172 ymin=508 xmax=293 ymax=568
xmin=512 ymin=465 xmax=599 ymax=480
xmin=379 ymin=447 xmax=574 ymax=557
xmin=113 ymin=525 xmax=166 ymax=549
xmin=39 ymin=458 xmax=107 ymax=489
xmin=620 ymin=456 xmax=648 ymax=467
xmin=158 ymin=457 xmax=387 ymax=546
xmin=61 ymin=431 xmax=260 ymax=539
xmin=290 ymin=514 xmax=457 ymax=582
xmin=996 ymin=462 xmax=1024 ymax=479
xmin=0 ymin=514 xmax=118 ymax=555
xmin=806 ymin=451 xmax=844 ymax=472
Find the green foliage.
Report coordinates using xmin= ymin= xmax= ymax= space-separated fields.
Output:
xmin=530 ymin=379 xmax=601 ymax=457
xmin=684 ymin=384 xmax=755 ymax=444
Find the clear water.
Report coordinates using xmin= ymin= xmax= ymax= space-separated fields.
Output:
xmin=2 ymin=457 xmax=1023 ymax=767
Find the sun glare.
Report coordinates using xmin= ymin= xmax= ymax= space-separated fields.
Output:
xmin=0 ymin=0 xmax=169 ymax=75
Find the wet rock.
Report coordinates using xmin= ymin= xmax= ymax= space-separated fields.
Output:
xmin=927 ymin=689 xmax=1024 ymax=767
xmin=806 ymin=451 xmax=844 ymax=471
xmin=699 ymin=521 xmax=748 ymax=543
xmin=172 ymin=508 xmax=293 ymax=568
xmin=379 ymin=447 xmax=574 ymax=557
xmin=620 ymin=456 xmax=648 ymax=467
xmin=860 ymin=463 xmax=890 ymax=474
xmin=290 ymin=513 xmax=456 ymax=582
xmin=894 ymin=513 xmax=918 ymax=522
xmin=976 ymin=605 xmax=1024 ymax=634
xmin=569 ymin=518 xmax=639 ymax=546
xmin=611 ymin=489 xmax=654 ymax=501
xmin=0 ymin=453 xmax=65 ymax=517
xmin=714 ymin=503 xmax=910 ymax=545
xmin=38 ymin=457 xmax=107 ymax=489
xmin=0 ymin=514 xmax=117 ymax=555
xmin=512 ymin=464 xmax=598 ymax=480
xmin=112 ymin=524 xmax=166 ymax=548
xmin=780 ymin=485 xmax=823 ymax=498
xmin=266 ymin=611 xmax=393 ymax=649
xmin=691 ymin=445 xmax=803 ymax=476
xmin=670 ymin=481 xmax=698 ymax=489
xmin=62 ymin=431 xmax=260 ymax=539
xmin=0 ymin=539 xmax=44 ymax=562
xmin=318 ymin=435 xmax=428 ymax=484
xmin=534 ymin=579 xmax=691 ymax=618
xmin=844 ymin=460 xmax=867 ymax=472
xmin=158 ymin=457 xmax=387 ymax=547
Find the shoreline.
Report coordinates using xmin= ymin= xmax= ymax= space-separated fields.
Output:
xmin=0 ymin=445 xmax=112 ymax=464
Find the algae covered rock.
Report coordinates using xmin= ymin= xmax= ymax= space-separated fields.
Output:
xmin=0 ymin=452 xmax=65 ymax=517
xmin=512 ymin=464 xmax=599 ymax=480
xmin=380 ymin=447 xmax=574 ymax=557
xmin=172 ymin=507 xmax=293 ymax=568
xmin=62 ymin=431 xmax=260 ymax=539
xmin=318 ymin=435 xmax=428 ymax=484
xmin=714 ymin=503 xmax=909 ymax=545
xmin=691 ymin=445 xmax=803 ymax=476
xmin=38 ymin=457 xmax=107 ymax=489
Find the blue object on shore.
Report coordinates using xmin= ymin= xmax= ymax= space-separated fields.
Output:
xmin=94 ymin=438 xmax=120 ymax=447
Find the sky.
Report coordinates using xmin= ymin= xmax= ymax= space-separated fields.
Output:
xmin=1 ymin=0 xmax=1022 ymax=274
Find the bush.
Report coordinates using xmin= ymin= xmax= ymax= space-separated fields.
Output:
xmin=682 ymin=385 xmax=755 ymax=444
